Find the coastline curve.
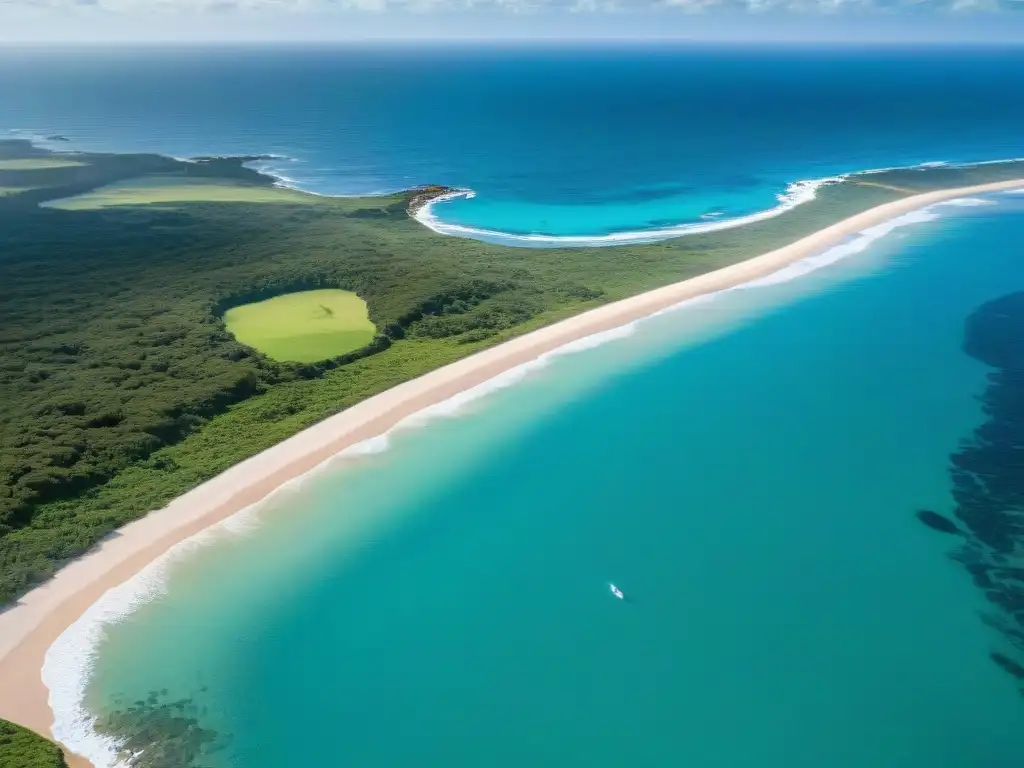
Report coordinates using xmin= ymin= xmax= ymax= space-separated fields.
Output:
xmin=410 ymin=159 xmax=1024 ymax=247
xmin=1 ymin=178 xmax=1023 ymax=767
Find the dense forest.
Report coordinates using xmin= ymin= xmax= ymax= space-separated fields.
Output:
xmin=0 ymin=720 xmax=68 ymax=768
xmin=2 ymin=138 xmax=1024 ymax=609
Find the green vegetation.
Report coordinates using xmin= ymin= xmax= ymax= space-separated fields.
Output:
xmin=44 ymin=176 xmax=314 ymax=209
xmin=224 ymin=289 xmax=377 ymax=363
xmin=1 ymin=136 xmax=1023 ymax=604
xmin=0 ymin=720 xmax=68 ymax=768
xmin=0 ymin=158 xmax=85 ymax=171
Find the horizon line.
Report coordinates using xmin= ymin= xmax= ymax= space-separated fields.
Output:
xmin=3 ymin=36 xmax=1024 ymax=45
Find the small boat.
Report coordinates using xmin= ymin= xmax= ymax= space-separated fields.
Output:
xmin=609 ymin=583 xmax=625 ymax=600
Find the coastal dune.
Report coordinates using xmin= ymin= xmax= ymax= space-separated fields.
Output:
xmin=1 ymin=177 xmax=1023 ymax=767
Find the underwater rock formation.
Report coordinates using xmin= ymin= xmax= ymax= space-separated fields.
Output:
xmin=992 ymin=652 xmax=1024 ymax=680
xmin=96 ymin=689 xmax=225 ymax=768
xmin=943 ymin=291 xmax=1024 ymax=693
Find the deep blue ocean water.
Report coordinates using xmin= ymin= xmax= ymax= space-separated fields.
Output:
xmin=2 ymin=45 xmax=1024 ymax=240
xmin=46 ymin=192 xmax=1024 ymax=767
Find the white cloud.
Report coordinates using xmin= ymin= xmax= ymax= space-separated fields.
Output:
xmin=660 ymin=0 xmax=720 ymax=11
xmin=2 ymin=0 xmax=1022 ymax=15
xmin=570 ymin=0 xmax=619 ymax=12
xmin=949 ymin=0 xmax=999 ymax=9
xmin=654 ymin=0 xmax=1020 ymax=10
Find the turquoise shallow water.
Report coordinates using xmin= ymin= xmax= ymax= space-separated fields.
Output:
xmin=67 ymin=194 xmax=1024 ymax=767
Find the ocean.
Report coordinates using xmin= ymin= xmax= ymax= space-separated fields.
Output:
xmin=3 ymin=45 xmax=1024 ymax=242
xmin=10 ymin=45 xmax=1024 ymax=767
xmin=47 ymin=191 xmax=1024 ymax=767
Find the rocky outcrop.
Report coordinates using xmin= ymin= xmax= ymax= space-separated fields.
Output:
xmin=406 ymin=185 xmax=458 ymax=216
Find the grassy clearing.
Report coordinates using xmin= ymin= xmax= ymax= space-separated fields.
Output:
xmin=0 ymin=158 xmax=85 ymax=171
xmin=42 ymin=176 xmax=315 ymax=209
xmin=224 ymin=289 xmax=377 ymax=363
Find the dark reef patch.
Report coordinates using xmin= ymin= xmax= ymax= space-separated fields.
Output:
xmin=992 ymin=652 xmax=1024 ymax=680
xmin=97 ymin=690 xmax=226 ymax=768
xmin=940 ymin=290 xmax=1024 ymax=694
xmin=915 ymin=509 xmax=962 ymax=535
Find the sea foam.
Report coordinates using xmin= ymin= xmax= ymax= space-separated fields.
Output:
xmin=41 ymin=190 xmax=1013 ymax=768
xmin=43 ymin=521 xmax=245 ymax=768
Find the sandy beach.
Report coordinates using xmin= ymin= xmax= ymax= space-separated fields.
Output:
xmin=1 ymin=177 xmax=1022 ymax=767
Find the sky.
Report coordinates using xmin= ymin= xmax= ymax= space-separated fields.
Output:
xmin=2 ymin=0 xmax=1024 ymax=42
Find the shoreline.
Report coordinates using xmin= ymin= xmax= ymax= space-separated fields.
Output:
xmin=411 ymin=157 xmax=1024 ymax=246
xmin=412 ymin=176 xmax=838 ymax=245
xmin=205 ymin=142 xmax=1024 ymax=247
xmin=7 ymin=132 xmax=1024 ymax=247
xmin=1 ymin=177 xmax=1023 ymax=767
